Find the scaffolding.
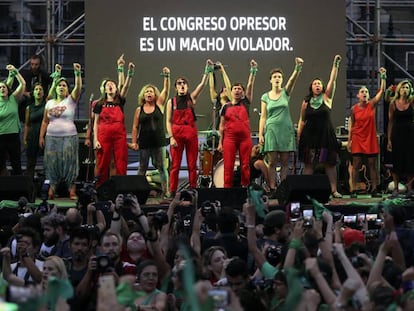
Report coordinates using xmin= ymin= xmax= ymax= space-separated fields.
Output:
xmin=0 ymin=0 xmax=84 ymax=73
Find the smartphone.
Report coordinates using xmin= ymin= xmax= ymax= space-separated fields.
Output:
xmin=366 ymin=214 xmax=378 ymax=222
xmin=290 ymin=202 xmax=301 ymax=221
xmin=303 ymin=209 xmax=313 ymax=220
xmin=357 ymin=213 xmax=366 ymax=222
xmin=343 ymin=215 xmax=357 ymax=223
xmin=208 ymin=288 xmax=229 ymax=309
xmin=98 ymin=275 xmax=117 ymax=304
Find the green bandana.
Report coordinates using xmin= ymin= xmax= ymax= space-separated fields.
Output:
xmin=310 ymin=94 xmax=323 ymax=109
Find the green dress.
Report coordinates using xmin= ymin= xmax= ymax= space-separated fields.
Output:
xmin=261 ymin=89 xmax=296 ymax=152
xmin=26 ymin=102 xmax=45 ymax=158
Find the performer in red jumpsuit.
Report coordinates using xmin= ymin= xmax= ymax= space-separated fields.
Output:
xmin=218 ymin=60 xmax=257 ymax=188
xmin=166 ymin=60 xmax=213 ymax=194
xmin=93 ymin=61 xmax=134 ymax=187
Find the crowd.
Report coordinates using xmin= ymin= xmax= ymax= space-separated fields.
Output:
xmin=1 ymin=189 xmax=414 ymax=310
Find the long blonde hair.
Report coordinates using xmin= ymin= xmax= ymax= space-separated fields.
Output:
xmin=137 ymin=84 xmax=160 ymax=106
xmin=45 ymin=255 xmax=68 ymax=279
xmin=392 ymin=80 xmax=413 ymax=102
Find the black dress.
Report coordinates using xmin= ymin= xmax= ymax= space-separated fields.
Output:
xmin=391 ymin=105 xmax=414 ymax=175
xmin=298 ymin=102 xmax=338 ymax=165
xmin=26 ymin=103 xmax=45 ymax=158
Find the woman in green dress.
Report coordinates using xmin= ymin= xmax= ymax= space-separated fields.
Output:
xmin=258 ymin=57 xmax=303 ymax=192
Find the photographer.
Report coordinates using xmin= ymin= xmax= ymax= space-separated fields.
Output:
xmin=110 ymin=193 xmax=150 ymax=239
xmin=1 ymin=227 xmax=43 ymax=286
xmin=110 ymin=193 xmax=151 ymax=265
xmin=76 ymin=182 xmax=107 ymax=235
xmin=110 ymin=193 xmax=170 ymax=282
xmin=98 ymin=231 xmax=136 ymax=277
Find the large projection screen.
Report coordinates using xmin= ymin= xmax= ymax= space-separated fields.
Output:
xmin=85 ymin=0 xmax=346 ymax=133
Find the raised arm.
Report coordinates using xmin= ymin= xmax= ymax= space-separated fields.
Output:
xmin=324 ymin=55 xmax=341 ymax=105
xmin=117 ymin=54 xmax=125 ymax=90
xmin=6 ymin=64 xmax=26 ymax=100
xmin=71 ymin=63 xmax=82 ymax=102
xmin=218 ymin=62 xmax=233 ymax=101
xmin=245 ymin=59 xmax=257 ymax=103
xmin=157 ymin=67 xmax=171 ymax=108
xmin=371 ymin=67 xmax=387 ymax=107
xmin=284 ymin=57 xmax=304 ymax=95
xmin=120 ymin=62 xmax=135 ymax=98
xmin=244 ymin=201 xmax=267 ymax=269
xmin=190 ymin=59 xmax=213 ymax=103
xmin=208 ymin=70 xmax=218 ymax=103
xmin=47 ymin=64 xmax=62 ymax=100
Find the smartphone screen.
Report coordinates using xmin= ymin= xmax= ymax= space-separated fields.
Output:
xmin=357 ymin=213 xmax=365 ymax=222
xmin=303 ymin=209 xmax=313 ymax=220
xmin=343 ymin=215 xmax=357 ymax=223
xmin=208 ymin=288 xmax=229 ymax=309
xmin=290 ymin=202 xmax=301 ymax=221
xmin=366 ymin=214 xmax=378 ymax=222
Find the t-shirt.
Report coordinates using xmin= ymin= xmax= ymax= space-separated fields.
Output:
xmin=0 ymin=95 xmax=20 ymax=135
xmin=45 ymin=96 xmax=77 ymax=136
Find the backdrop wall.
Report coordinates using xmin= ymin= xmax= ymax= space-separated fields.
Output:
xmin=85 ymin=0 xmax=346 ymax=133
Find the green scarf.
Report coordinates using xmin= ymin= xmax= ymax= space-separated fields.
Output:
xmin=310 ymin=94 xmax=323 ymax=109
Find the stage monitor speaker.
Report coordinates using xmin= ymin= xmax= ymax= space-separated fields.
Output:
xmin=196 ymin=187 xmax=247 ymax=209
xmin=97 ymin=175 xmax=151 ymax=204
xmin=0 ymin=175 xmax=35 ymax=203
xmin=275 ymin=175 xmax=331 ymax=205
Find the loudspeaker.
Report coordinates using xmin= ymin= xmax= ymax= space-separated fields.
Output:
xmin=0 ymin=175 xmax=35 ymax=203
xmin=97 ymin=175 xmax=151 ymax=204
xmin=274 ymin=175 xmax=331 ymax=205
xmin=196 ymin=187 xmax=247 ymax=209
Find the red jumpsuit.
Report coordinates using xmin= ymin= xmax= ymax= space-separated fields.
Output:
xmin=95 ymin=100 xmax=128 ymax=187
xmin=222 ymin=99 xmax=252 ymax=187
xmin=169 ymin=96 xmax=198 ymax=192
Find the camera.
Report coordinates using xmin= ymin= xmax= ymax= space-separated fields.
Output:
xmin=123 ymin=193 xmax=134 ymax=205
xmin=94 ymin=255 xmax=113 ymax=273
xmin=180 ymin=189 xmax=196 ymax=202
xmin=200 ymin=200 xmax=221 ymax=217
xmin=78 ymin=181 xmax=97 ymax=207
xmin=150 ymin=210 xmax=169 ymax=230
xmin=265 ymin=244 xmax=284 ymax=267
